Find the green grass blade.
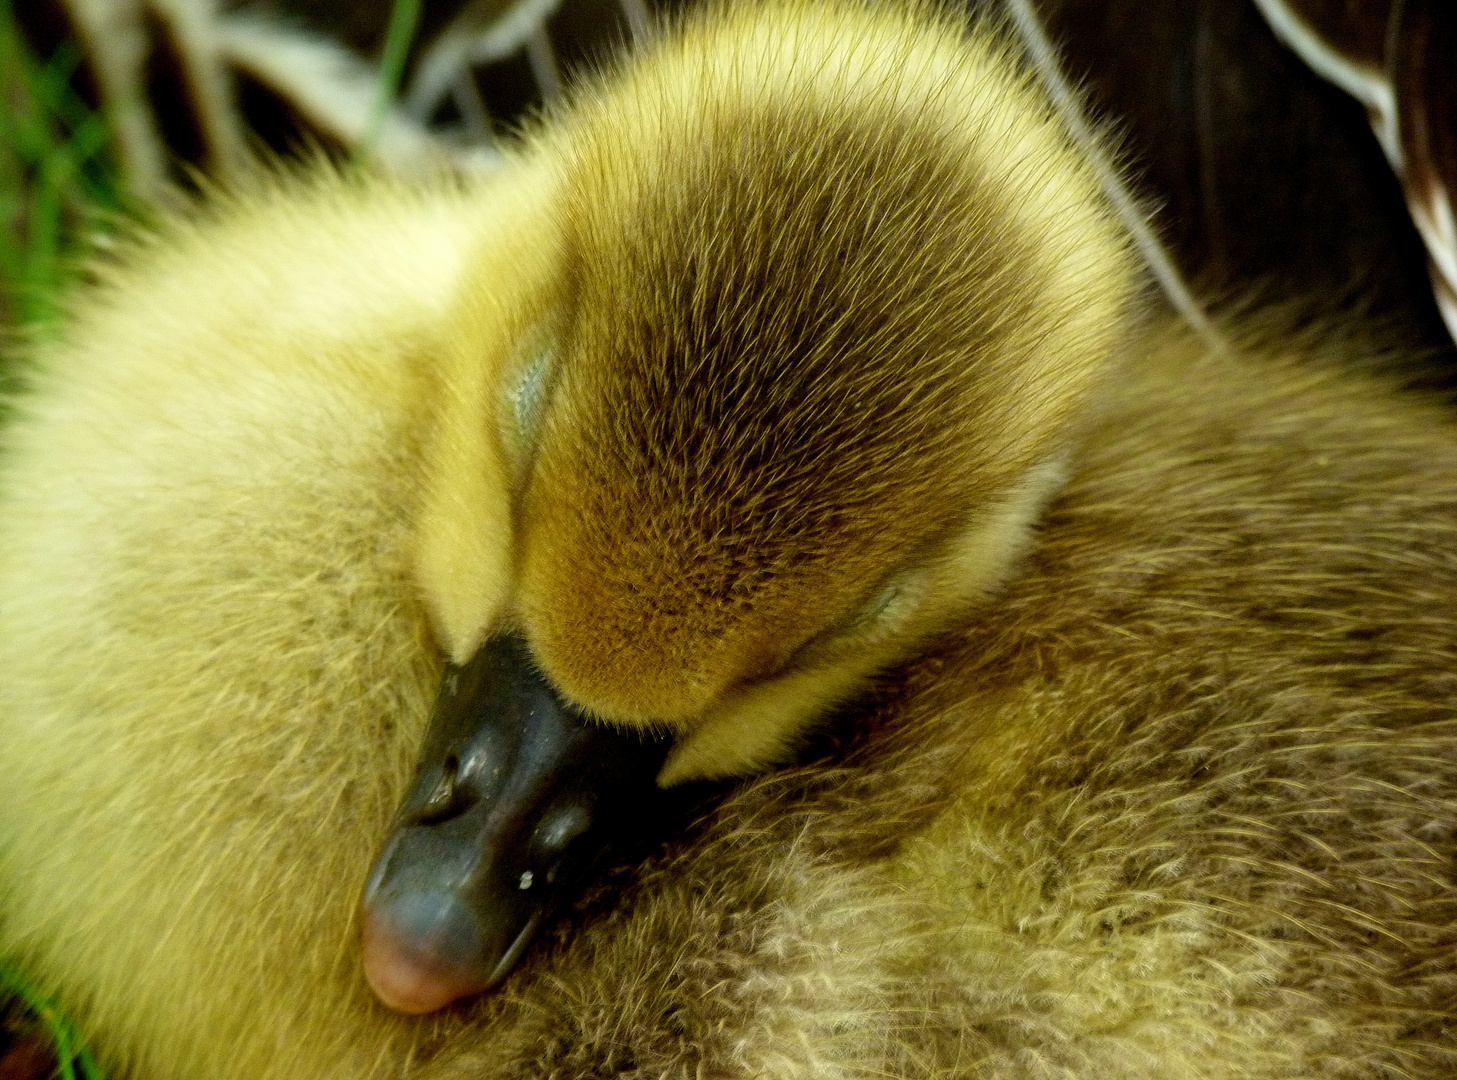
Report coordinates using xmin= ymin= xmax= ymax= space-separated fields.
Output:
xmin=358 ymin=0 xmax=424 ymax=165
xmin=1 ymin=960 xmax=107 ymax=1080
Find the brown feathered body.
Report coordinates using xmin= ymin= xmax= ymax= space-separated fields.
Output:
xmin=0 ymin=2 xmax=1454 ymax=1078
xmin=490 ymin=321 xmax=1457 ymax=1079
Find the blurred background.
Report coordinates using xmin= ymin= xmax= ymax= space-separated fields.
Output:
xmin=0 ymin=0 xmax=1452 ymax=352
xmin=0 ymin=0 xmax=1452 ymax=1075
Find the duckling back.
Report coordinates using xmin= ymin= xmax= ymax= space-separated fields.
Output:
xmin=0 ymin=175 xmax=496 ymax=1078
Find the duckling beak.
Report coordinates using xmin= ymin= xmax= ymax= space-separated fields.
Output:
xmin=360 ymin=634 xmax=672 ymax=1013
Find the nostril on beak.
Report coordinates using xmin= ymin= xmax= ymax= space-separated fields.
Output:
xmin=413 ymin=753 xmax=466 ymax=826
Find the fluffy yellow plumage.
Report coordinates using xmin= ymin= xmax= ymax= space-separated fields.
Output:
xmin=0 ymin=2 xmax=1454 ymax=1077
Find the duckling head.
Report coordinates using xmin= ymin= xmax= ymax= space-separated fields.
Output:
xmin=367 ymin=0 xmax=1138 ymax=1013
xmin=513 ymin=0 xmax=1138 ymax=782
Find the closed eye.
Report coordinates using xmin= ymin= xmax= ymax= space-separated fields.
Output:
xmin=507 ymin=337 xmax=556 ymax=472
xmin=839 ymin=578 xmax=906 ymax=636
xmin=793 ymin=572 xmax=922 ymax=664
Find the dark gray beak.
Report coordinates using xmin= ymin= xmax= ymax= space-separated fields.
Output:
xmin=360 ymin=634 xmax=673 ymax=1012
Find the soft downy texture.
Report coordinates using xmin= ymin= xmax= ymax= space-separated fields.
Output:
xmin=0 ymin=2 xmax=1453 ymax=1079
xmin=429 ymin=317 xmax=1457 ymax=1079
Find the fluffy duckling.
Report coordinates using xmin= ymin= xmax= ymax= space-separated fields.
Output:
xmin=361 ymin=0 xmax=1131 ymax=1014
xmin=1 ymin=2 xmax=1456 ymax=1079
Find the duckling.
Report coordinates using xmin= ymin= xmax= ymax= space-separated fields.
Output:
xmin=2 ymin=3 xmax=1456 ymax=1080
xmin=358 ymin=0 xmax=1135 ymax=1014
